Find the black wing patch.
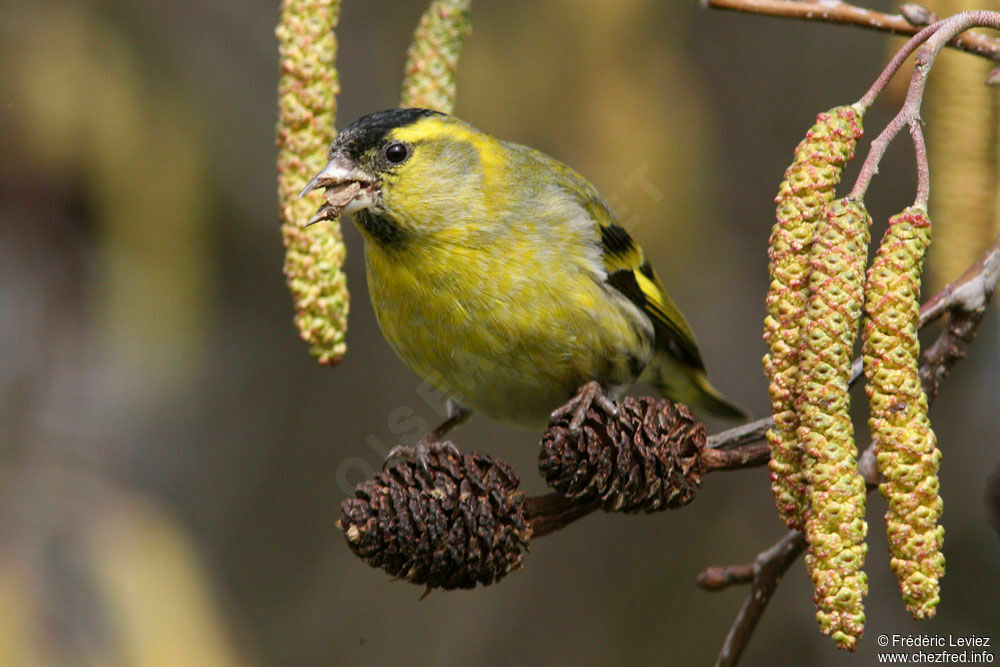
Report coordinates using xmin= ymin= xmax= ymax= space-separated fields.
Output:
xmin=605 ymin=268 xmax=705 ymax=371
xmin=600 ymin=224 xmax=637 ymax=259
xmin=637 ymin=260 xmax=657 ymax=282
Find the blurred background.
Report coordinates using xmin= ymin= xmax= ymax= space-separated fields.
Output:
xmin=1 ymin=0 xmax=998 ymax=664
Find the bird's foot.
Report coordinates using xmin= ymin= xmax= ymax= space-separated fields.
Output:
xmin=549 ymin=381 xmax=619 ymax=434
xmin=383 ymin=436 xmax=462 ymax=474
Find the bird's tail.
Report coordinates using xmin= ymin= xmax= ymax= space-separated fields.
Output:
xmin=643 ymin=352 xmax=749 ymax=421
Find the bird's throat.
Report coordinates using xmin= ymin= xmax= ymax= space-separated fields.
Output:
xmin=355 ymin=210 xmax=409 ymax=250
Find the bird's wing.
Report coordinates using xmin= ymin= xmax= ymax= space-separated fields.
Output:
xmin=527 ymin=144 xmax=706 ymax=372
xmin=593 ymin=212 xmax=706 ymax=372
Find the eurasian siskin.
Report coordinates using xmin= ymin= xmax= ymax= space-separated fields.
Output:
xmin=301 ymin=108 xmax=746 ymax=452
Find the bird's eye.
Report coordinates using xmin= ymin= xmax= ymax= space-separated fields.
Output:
xmin=384 ymin=142 xmax=410 ymax=164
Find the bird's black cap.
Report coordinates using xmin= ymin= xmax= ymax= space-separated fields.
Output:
xmin=332 ymin=108 xmax=443 ymax=159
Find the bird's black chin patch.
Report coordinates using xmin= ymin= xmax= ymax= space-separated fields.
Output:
xmin=355 ymin=209 xmax=408 ymax=249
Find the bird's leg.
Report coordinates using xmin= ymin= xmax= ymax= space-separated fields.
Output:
xmin=384 ymin=401 xmax=471 ymax=471
xmin=430 ymin=400 xmax=472 ymax=441
xmin=549 ymin=381 xmax=619 ymax=434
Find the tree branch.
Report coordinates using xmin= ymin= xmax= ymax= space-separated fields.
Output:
xmin=851 ymin=12 xmax=1000 ymax=201
xmin=919 ymin=233 xmax=1000 ymax=326
xmin=700 ymin=0 xmax=1000 ymax=64
xmin=696 ymin=563 xmax=756 ymax=590
xmin=919 ymin=233 xmax=999 ymax=400
xmin=525 ymin=493 xmax=599 ymax=538
xmin=709 ymin=530 xmax=808 ymax=667
xmin=701 ymin=440 xmax=771 ymax=472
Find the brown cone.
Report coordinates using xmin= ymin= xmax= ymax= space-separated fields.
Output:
xmin=539 ymin=394 xmax=706 ymax=513
xmin=338 ymin=448 xmax=532 ymax=589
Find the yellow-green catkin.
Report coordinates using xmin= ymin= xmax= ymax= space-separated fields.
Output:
xmin=400 ymin=0 xmax=471 ymax=113
xmin=863 ymin=207 xmax=944 ymax=620
xmin=763 ymin=106 xmax=864 ymax=530
xmin=277 ymin=0 xmax=347 ymax=365
xmin=799 ymin=198 xmax=871 ymax=652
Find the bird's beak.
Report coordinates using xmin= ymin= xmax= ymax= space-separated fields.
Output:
xmin=298 ymin=154 xmax=376 ymax=226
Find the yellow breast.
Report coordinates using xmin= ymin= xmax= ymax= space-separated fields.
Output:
xmin=360 ymin=198 xmax=653 ymax=426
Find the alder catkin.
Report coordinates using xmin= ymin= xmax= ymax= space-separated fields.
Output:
xmin=763 ymin=105 xmax=864 ymax=530
xmin=277 ymin=0 xmax=348 ymax=365
xmin=798 ymin=198 xmax=871 ymax=652
xmin=863 ymin=207 xmax=944 ymax=620
xmin=400 ymin=0 xmax=471 ymax=113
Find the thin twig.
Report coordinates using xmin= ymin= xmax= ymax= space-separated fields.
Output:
xmin=706 ymin=416 xmax=771 ymax=450
xmin=701 ymin=441 xmax=771 ymax=472
xmin=525 ymin=493 xmax=599 ymax=538
xmin=919 ymin=241 xmax=999 ymax=400
xmin=707 ymin=354 xmax=865 ymax=452
xmin=856 ymin=22 xmax=942 ymax=111
xmin=851 ymin=12 xmax=1000 ymax=201
xmin=713 ymin=530 xmax=808 ymax=667
xmin=701 ymin=0 xmax=1000 ymax=63
xmin=909 ymin=120 xmax=930 ymax=209
xmin=919 ymin=233 xmax=1000 ymax=324
xmin=697 ymin=563 xmax=756 ymax=591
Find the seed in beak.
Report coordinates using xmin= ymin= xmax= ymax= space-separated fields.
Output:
xmin=305 ymin=181 xmax=363 ymax=226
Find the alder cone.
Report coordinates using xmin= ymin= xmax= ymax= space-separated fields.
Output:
xmin=338 ymin=448 xmax=531 ymax=589
xmin=540 ymin=395 xmax=706 ymax=513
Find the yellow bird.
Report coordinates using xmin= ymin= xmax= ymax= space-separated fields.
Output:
xmin=301 ymin=109 xmax=746 ymax=461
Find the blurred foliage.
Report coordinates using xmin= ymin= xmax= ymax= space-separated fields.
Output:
xmin=0 ymin=0 xmax=997 ymax=665
xmin=2 ymin=3 xmax=212 ymax=403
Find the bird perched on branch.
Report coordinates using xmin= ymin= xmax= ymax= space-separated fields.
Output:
xmin=301 ymin=108 xmax=747 ymax=463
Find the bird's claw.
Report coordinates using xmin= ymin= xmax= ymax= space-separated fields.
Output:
xmin=549 ymin=381 xmax=619 ymax=434
xmin=383 ymin=437 xmax=462 ymax=474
